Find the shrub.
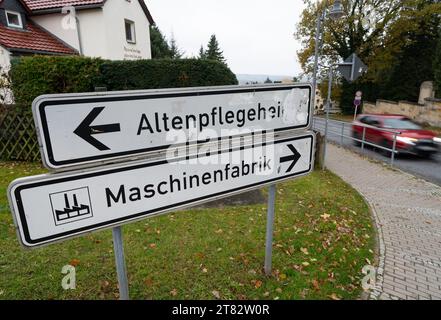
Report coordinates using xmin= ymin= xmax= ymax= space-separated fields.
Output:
xmin=10 ymin=56 xmax=103 ymax=107
xmin=10 ymin=56 xmax=238 ymax=108
xmin=97 ymin=58 xmax=237 ymax=90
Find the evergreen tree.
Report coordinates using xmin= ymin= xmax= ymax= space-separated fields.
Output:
xmin=149 ymin=25 xmax=172 ymax=59
xmin=435 ymin=29 xmax=441 ymax=98
xmin=198 ymin=45 xmax=206 ymax=59
xmin=206 ymin=34 xmax=225 ymax=63
xmin=169 ymin=34 xmax=184 ymax=59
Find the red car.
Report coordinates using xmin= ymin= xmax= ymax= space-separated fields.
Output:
xmin=352 ymin=114 xmax=440 ymax=157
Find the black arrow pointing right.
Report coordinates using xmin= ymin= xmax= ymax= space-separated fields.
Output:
xmin=73 ymin=107 xmax=121 ymax=151
xmin=280 ymin=144 xmax=301 ymax=173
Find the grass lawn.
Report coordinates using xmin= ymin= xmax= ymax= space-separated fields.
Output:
xmin=0 ymin=161 xmax=375 ymax=300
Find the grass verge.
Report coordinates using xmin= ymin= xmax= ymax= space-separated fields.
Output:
xmin=0 ymin=161 xmax=374 ymax=300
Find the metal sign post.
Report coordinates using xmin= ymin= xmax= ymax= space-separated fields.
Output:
xmin=264 ymin=184 xmax=276 ymax=276
xmin=322 ymin=68 xmax=333 ymax=170
xmin=354 ymin=91 xmax=362 ymax=121
xmin=94 ymin=87 xmax=130 ymax=300
xmin=112 ymin=226 xmax=129 ymax=300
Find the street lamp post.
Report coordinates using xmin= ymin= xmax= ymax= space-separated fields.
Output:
xmin=310 ymin=0 xmax=344 ymax=170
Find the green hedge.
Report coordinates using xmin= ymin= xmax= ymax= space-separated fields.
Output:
xmin=10 ymin=56 xmax=103 ymax=107
xmin=10 ymin=56 xmax=238 ymax=107
xmin=98 ymin=59 xmax=238 ymax=91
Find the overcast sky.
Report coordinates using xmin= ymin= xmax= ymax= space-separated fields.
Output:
xmin=147 ymin=0 xmax=306 ymax=77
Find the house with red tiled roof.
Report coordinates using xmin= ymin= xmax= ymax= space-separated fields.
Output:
xmin=0 ymin=0 xmax=155 ymax=67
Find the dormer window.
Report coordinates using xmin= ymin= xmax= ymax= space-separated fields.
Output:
xmin=6 ymin=10 xmax=23 ymax=29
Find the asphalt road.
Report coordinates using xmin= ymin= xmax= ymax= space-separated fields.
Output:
xmin=313 ymin=117 xmax=441 ymax=186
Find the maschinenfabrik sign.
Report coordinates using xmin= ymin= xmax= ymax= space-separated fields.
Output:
xmin=8 ymin=133 xmax=314 ymax=248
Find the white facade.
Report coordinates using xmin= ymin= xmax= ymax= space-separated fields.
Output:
xmin=32 ymin=0 xmax=152 ymax=60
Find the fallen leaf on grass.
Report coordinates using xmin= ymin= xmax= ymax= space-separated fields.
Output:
xmin=202 ymin=268 xmax=208 ymax=273
xmin=149 ymin=243 xmax=157 ymax=249
xmin=311 ymin=280 xmax=320 ymax=291
xmin=212 ymin=290 xmax=221 ymax=299
xmin=170 ymin=288 xmax=178 ymax=297
xmin=254 ymin=280 xmax=262 ymax=289
xmin=321 ymin=213 xmax=331 ymax=220
xmin=300 ymin=248 xmax=309 ymax=255
xmin=144 ymin=278 xmax=154 ymax=287
xmin=69 ymin=259 xmax=80 ymax=267
xmin=302 ymin=262 xmax=310 ymax=267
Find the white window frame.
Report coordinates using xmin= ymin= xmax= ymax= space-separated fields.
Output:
xmin=5 ymin=10 xmax=23 ymax=29
xmin=125 ymin=19 xmax=136 ymax=44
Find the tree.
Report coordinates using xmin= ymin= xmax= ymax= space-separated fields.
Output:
xmin=295 ymin=0 xmax=441 ymax=108
xmin=379 ymin=1 xmax=441 ymax=101
xmin=295 ymin=1 xmax=441 ymax=78
xmin=169 ymin=34 xmax=184 ymax=59
xmin=198 ymin=45 xmax=207 ymax=59
xmin=295 ymin=0 xmax=404 ymax=79
xmin=206 ymin=35 xmax=226 ymax=63
xmin=435 ymin=30 xmax=441 ymax=98
xmin=149 ymin=25 xmax=172 ymax=59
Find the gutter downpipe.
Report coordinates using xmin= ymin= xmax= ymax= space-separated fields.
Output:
xmin=76 ymin=16 xmax=83 ymax=56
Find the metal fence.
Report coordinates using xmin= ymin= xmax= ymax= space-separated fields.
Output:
xmin=312 ymin=117 xmax=402 ymax=166
xmin=0 ymin=105 xmax=40 ymax=162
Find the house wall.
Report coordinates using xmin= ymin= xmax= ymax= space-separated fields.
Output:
xmin=31 ymin=1 xmax=152 ymax=60
xmin=77 ymin=8 xmax=107 ymax=57
xmin=101 ymin=0 xmax=152 ymax=60
xmin=31 ymin=12 xmax=82 ymax=51
xmin=364 ymin=99 xmax=441 ymax=127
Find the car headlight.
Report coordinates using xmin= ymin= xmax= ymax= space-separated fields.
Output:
xmin=396 ymin=136 xmax=418 ymax=145
xmin=434 ymin=137 xmax=441 ymax=144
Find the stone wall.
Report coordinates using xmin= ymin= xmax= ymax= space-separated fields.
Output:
xmin=363 ymin=99 xmax=441 ymax=127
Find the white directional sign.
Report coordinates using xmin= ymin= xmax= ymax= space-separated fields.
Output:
xmin=33 ymin=84 xmax=312 ymax=170
xmin=8 ymin=133 xmax=315 ymax=248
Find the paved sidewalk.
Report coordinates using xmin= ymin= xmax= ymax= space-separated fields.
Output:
xmin=325 ymin=144 xmax=441 ymax=300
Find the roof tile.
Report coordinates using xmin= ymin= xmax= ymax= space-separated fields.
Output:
xmin=0 ymin=21 xmax=77 ymax=54
xmin=22 ymin=0 xmax=105 ymax=11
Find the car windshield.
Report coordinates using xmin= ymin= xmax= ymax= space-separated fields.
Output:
xmin=382 ymin=118 xmax=422 ymax=130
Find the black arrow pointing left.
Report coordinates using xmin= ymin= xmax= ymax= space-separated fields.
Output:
xmin=74 ymin=107 xmax=121 ymax=151
xmin=280 ymin=144 xmax=301 ymax=173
